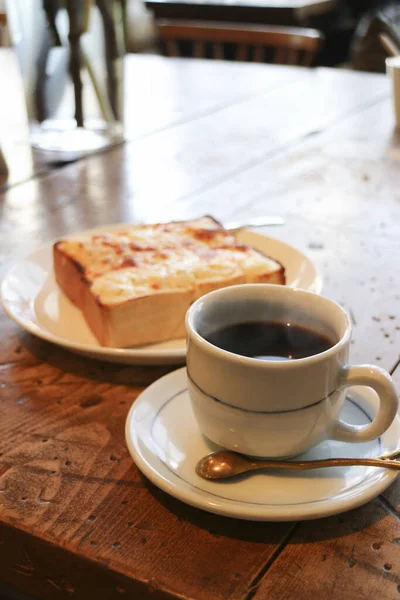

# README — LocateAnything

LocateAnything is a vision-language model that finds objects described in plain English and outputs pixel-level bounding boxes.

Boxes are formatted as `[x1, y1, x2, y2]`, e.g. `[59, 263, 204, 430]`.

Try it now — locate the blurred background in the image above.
[0, 0, 399, 73]
[1, 0, 400, 187]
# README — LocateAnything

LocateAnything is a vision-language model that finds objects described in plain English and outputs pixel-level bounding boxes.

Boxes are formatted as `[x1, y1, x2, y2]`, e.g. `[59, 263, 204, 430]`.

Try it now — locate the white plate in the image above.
[0, 226, 322, 366]
[125, 367, 400, 521]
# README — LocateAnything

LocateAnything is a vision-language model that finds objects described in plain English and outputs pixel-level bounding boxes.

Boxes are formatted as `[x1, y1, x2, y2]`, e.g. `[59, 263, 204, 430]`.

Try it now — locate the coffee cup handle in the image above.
[331, 365, 398, 443]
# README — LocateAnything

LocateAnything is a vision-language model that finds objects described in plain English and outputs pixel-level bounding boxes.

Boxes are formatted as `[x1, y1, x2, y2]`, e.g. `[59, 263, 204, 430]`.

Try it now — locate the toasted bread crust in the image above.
[53, 218, 285, 347]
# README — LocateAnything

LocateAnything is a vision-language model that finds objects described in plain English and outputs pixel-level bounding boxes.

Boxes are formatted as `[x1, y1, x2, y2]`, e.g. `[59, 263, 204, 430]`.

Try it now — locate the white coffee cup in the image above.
[386, 56, 400, 128]
[186, 284, 398, 458]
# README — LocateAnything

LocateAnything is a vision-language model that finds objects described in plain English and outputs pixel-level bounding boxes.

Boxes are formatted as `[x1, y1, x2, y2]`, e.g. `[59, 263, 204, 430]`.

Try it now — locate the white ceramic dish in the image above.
[125, 367, 400, 521]
[0, 226, 322, 366]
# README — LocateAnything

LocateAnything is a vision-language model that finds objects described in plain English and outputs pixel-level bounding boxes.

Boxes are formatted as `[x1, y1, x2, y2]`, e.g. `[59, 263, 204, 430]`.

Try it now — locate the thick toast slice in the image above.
[53, 217, 285, 347]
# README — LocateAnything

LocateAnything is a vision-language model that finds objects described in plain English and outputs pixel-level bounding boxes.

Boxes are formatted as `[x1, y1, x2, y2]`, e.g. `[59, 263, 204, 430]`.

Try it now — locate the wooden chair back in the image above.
[158, 20, 324, 66]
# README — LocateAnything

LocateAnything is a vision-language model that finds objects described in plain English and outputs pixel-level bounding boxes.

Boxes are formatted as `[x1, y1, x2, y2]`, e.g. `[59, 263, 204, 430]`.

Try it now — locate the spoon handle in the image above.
[252, 457, 400, 471]
[225, 216, 285, 231]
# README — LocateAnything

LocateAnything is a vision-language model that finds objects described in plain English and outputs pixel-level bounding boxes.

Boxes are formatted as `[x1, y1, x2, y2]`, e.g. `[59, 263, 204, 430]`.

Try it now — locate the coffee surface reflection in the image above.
[205, 321, 334, 361]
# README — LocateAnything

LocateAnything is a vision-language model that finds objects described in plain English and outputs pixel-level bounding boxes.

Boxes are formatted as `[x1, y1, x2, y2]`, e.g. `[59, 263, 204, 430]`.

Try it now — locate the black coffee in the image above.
[205, 321, 334, 361]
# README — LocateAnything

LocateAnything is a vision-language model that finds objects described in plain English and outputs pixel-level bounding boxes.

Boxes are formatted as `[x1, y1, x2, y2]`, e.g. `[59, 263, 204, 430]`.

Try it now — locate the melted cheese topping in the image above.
[92, 263, 195, 305]
[56, 218, 283, 305]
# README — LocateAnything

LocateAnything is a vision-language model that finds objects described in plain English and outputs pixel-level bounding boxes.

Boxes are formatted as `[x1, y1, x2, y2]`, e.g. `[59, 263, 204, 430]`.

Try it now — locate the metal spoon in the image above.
[196, 450, 400, 480]
[224, 216, 284, 231]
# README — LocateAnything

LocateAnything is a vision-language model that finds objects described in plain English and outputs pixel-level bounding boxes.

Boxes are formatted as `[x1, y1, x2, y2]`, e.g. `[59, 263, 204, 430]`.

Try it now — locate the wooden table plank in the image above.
[392, 363, 400, 390]
[169, 95, 400, 370]
[0, 67, 389, 267]
[0, 318, 295, 600]
[250, 500, 400, 600]
[122, 56, 308, 140]
[0, 52, 307, 190]
[99, 68, 389, 224]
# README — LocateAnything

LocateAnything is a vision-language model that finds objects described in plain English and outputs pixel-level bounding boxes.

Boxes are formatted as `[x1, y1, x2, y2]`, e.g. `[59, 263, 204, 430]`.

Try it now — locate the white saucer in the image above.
[0, 226, 322, 365]
[125, 367, 400, 521]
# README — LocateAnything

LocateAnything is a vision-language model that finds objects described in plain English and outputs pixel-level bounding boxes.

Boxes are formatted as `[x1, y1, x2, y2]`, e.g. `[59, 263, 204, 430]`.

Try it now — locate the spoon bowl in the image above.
[196, 451, 256, 479]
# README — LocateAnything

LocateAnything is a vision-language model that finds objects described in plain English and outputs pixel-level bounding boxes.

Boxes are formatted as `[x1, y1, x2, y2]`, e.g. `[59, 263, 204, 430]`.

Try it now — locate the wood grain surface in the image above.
[0, 56, 399, 599]
[0, 52, 307, 190]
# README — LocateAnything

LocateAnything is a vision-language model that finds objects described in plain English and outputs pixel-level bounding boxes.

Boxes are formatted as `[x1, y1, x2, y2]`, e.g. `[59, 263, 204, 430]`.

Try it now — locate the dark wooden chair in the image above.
[0, 10, 7, 47]
[157, 19, 324, 66]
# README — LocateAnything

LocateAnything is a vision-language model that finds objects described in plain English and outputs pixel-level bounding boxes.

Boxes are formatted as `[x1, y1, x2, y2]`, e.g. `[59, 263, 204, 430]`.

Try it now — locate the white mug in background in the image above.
[186, 285, 399, 458]
[386, 56, 400, 128]
[0, 146, 8, 177]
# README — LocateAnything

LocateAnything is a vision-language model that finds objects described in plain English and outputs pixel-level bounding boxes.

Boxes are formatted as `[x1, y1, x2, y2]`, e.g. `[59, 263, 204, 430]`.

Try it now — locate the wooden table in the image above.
[1, 54, 400, 600]
[145, 0, 337, 27]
